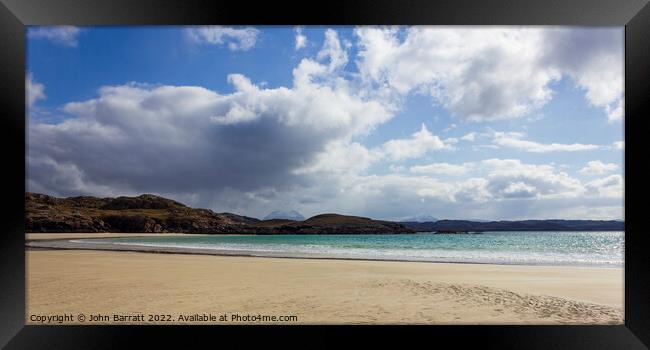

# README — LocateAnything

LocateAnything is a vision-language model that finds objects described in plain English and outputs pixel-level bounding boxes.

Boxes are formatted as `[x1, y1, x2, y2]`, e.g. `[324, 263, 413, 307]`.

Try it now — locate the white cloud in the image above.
[605, 100, 624, 122]
[317, 29, 348, 72]
[460, 132, 476, 141]
[580, 160, 619, 175]
[542, 28, 624, 122]
[187, 26, 260, 51]
[346, 174, 456, 206]
[443, 124, 457, 132]
[314, 157, 612, 208]
[477, 159, 584, 200]
[379, 124, 448, 161]
[354, 27, 623, 122]
[585, 175, 624, 198]
[410, 158, 619, 204]
[355, 27, 559, 121]
[491, 131, 600, 152]
[28, 26, 81, 47]
[294, 27, 307, 50]
[500, 181, 538, 198]
[26, 73, 45, 107]
[295, 123, 451, 176]
[410, 162, 470, 176]
[293, 141, 378, 176]
[613, 141, 624, 150]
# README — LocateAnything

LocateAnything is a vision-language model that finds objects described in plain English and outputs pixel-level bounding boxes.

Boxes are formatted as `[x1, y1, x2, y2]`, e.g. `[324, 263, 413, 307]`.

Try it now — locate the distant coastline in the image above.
[26, 192, 624, 234]
[400, 219, 624, 232]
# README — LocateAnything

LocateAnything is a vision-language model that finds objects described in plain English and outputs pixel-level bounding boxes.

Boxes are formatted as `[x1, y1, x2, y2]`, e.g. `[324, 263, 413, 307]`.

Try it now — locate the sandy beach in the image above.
[26, 235, 624, 325]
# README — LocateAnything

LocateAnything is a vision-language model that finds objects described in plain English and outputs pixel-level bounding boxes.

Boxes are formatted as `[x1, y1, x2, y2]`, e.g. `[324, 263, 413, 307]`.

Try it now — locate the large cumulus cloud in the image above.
[354, 26, 623, 122]
[28, 32, 393, 207]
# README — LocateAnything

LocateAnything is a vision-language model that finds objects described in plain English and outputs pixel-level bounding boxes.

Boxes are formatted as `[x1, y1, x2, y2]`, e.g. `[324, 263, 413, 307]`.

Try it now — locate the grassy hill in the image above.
[249, 214, 413, 234]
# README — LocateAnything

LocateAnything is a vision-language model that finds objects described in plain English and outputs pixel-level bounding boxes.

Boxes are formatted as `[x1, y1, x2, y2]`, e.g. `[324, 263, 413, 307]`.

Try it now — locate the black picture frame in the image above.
[1, 0, 649, 348]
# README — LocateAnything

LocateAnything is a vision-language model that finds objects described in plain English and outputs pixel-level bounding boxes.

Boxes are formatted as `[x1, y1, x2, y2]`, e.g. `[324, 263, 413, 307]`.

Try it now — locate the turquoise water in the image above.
[80, 231, 624, 267]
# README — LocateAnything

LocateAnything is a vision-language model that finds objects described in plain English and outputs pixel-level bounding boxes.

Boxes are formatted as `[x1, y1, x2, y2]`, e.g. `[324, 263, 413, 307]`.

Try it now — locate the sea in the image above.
[77, 231, 624, 267]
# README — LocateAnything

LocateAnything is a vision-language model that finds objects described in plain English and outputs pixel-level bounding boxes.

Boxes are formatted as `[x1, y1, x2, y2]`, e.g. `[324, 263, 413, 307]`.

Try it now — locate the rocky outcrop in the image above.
[26, 192, 257, 233]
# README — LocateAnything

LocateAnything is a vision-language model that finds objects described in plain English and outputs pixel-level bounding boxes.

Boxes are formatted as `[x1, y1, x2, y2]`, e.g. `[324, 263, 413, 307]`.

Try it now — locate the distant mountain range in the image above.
[399, 214, 438, 223]
[264, 210, 305, 221]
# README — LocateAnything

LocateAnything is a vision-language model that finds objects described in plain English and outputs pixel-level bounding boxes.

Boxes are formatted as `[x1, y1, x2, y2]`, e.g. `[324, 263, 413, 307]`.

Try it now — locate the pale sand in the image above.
[26, 249, 624, 325]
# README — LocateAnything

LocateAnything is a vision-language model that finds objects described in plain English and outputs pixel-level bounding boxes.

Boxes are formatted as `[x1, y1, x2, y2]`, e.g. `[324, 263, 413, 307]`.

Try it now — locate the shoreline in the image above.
[26, 233, 623, 269]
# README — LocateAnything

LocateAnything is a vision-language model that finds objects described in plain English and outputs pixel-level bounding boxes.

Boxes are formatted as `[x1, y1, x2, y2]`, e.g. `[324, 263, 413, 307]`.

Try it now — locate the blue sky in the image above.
[26, 26, 624, 220]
